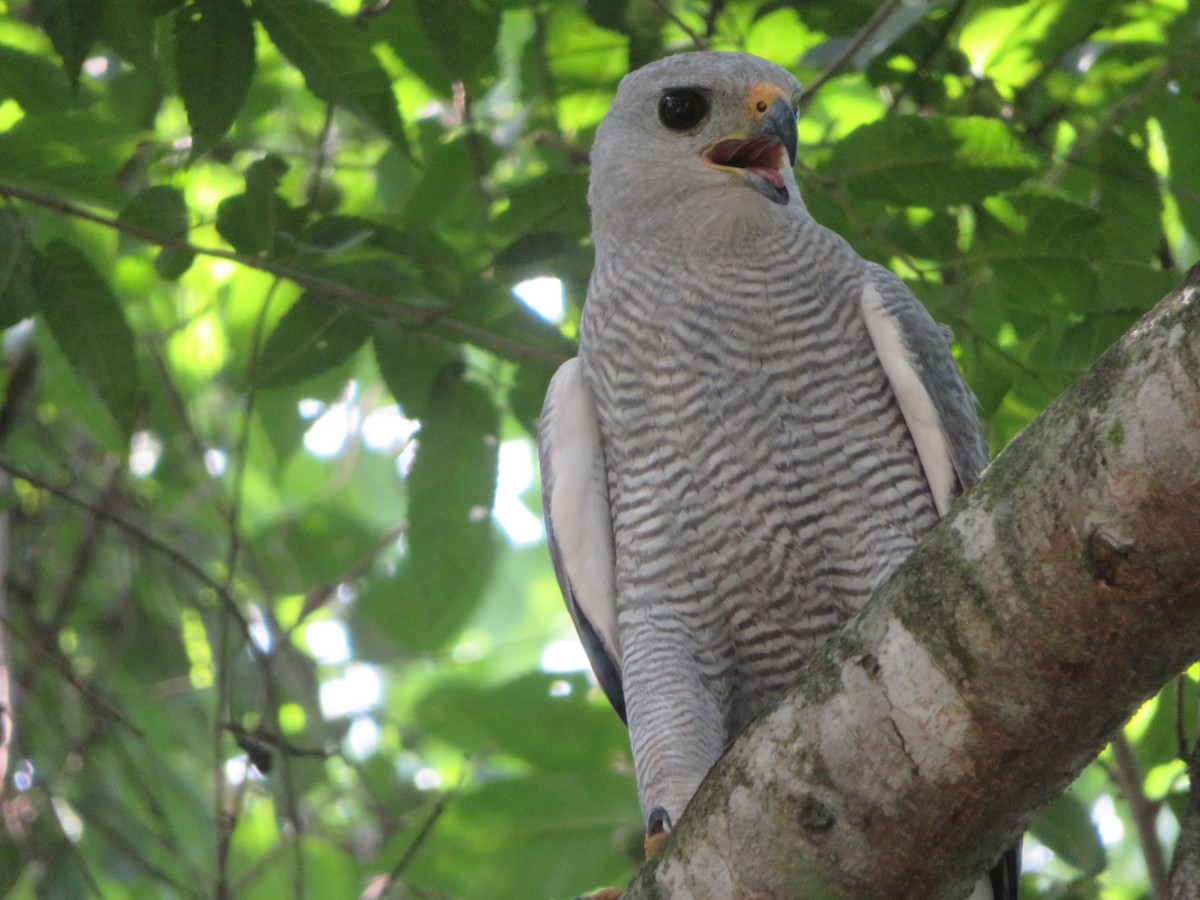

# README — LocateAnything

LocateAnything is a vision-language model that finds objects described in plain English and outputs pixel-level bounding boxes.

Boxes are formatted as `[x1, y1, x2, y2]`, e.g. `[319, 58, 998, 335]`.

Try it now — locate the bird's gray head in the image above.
[588, 52, 804, 249]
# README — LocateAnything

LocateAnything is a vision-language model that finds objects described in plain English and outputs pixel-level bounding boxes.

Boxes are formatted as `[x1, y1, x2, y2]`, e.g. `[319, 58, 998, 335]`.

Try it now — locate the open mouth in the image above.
[706, 135, 788, 204]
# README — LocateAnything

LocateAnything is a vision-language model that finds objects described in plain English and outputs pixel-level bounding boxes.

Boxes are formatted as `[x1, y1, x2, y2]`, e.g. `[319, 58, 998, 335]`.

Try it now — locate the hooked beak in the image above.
[703, 94, 797, 206]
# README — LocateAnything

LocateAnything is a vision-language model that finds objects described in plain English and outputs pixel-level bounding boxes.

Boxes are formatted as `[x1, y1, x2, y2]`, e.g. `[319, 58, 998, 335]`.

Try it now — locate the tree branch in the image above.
[0, 181, 570, 367]
[624, 265, 1200, 898]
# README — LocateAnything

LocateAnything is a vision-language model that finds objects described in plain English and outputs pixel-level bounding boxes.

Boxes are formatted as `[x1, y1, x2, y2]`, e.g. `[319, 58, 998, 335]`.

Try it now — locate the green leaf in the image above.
[117, 186, 195, 279]
[1029, 790, 1107, 876]
[216, 155, 301, 255]
[415, 0, 500, 91]
[174, 0, 257, 160]
[0, 210, 37, 329]
[356, 370, 498, 651]
[493, 173, 590, 240]
[0, 44, 96, 113]
[1062, 132, 1163, 265]
[1134, 676, 1198, 773]
[404, 771, 640, 899]
[416, 672, 628, 771]
[0, 110, 141, 207]
[982, 193, 1105, 311]
[371, 325, 459, 419]
[826, 116, 1038, 206]
[1155, 66, 1200, 245]
[32, 0, 108, 86]
[251, 0, 406, 148]
[99, 0, 156, 68]
[254, 293, 370, 388]
[35, 241, 144, 436]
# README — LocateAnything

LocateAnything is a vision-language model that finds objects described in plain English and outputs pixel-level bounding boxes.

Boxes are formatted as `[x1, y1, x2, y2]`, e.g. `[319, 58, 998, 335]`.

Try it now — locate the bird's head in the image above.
[588, 52, 804, 247]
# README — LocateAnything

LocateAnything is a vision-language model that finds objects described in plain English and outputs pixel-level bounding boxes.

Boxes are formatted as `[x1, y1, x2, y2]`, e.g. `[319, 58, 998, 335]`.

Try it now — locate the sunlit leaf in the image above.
[0, 111, 141, 206]
[826, 116, 1038, 206]
[252, 0, 406, 148]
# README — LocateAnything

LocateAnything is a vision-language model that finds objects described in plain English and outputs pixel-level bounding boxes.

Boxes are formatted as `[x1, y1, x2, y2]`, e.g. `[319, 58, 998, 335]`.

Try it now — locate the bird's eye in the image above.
[658, 90, 709, 131]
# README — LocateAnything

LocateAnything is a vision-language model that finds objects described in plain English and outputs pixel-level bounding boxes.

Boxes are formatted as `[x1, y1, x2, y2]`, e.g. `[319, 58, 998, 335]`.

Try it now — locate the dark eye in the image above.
[658, 90, 709, 131]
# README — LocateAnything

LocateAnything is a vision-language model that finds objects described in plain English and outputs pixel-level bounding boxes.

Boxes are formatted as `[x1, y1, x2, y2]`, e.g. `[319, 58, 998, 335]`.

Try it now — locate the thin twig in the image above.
[703, 0, 725, 39]
[34, 781, 108, 898]
[651, 0, 706, 49]
[382, 765, 471, 892]
[0, 456, 257, 650]
[0, 611, 143, 737]
[0, 182, 571, 367]
[800, 0, 906, 104]
[48, 461, 123, 634]
[305, 104, 338, 214]
[1111, 731, 1171, 900]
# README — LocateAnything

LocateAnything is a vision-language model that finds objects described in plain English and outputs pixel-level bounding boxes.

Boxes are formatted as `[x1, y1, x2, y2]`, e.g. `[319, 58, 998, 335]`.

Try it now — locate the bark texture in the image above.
[623, 266, 1200, 900]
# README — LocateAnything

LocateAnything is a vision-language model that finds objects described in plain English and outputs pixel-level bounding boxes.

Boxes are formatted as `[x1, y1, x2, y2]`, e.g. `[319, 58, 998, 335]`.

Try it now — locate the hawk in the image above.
[538, 51, 1018, 899]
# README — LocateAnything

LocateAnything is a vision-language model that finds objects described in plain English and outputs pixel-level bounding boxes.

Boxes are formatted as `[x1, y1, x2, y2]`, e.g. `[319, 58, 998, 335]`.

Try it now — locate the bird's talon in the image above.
[644, 806, 673, 858]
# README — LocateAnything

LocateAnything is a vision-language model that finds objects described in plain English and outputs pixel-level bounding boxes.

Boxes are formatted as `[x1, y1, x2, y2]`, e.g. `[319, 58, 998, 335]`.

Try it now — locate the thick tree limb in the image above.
[624, 266, 1200, 899]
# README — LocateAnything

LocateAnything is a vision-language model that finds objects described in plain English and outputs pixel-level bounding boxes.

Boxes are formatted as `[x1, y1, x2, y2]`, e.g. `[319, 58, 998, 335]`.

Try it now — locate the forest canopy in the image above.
[0, 0, 1197, 897]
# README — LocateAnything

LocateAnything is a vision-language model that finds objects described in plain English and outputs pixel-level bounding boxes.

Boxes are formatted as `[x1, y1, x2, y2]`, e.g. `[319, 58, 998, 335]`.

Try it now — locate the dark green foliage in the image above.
[174, 0, 257, 161]
[118, 185, 195, 277]
[252, 0, 408, 148]
[34, 240, 144, 436]
[0, 1, 1197, 897]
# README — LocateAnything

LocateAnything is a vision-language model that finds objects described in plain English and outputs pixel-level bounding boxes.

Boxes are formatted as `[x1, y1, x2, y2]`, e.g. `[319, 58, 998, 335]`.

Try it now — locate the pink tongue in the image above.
[751, 167, 784, 189]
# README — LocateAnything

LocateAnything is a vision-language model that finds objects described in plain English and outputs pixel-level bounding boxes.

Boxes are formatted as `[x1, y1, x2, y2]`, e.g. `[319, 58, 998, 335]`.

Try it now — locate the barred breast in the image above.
[580, 216, 938, 755]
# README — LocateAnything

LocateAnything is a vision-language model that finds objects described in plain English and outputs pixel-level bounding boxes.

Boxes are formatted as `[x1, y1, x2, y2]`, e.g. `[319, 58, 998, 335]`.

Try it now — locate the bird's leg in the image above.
[644, 805, 673, 858]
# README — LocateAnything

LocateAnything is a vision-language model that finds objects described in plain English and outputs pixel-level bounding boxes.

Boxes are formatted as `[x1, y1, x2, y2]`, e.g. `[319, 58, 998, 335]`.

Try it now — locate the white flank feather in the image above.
[860, 284, 957, 517]
[543, 359, 621, 665]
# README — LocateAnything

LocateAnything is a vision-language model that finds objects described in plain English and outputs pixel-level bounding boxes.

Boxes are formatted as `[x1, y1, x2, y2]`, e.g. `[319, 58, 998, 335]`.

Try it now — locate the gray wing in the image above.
[859, 262, 990, 511]
[537, 358, 625, 722]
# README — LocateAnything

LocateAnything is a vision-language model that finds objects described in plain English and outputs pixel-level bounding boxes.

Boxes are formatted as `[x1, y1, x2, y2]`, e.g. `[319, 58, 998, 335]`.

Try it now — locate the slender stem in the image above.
[800, 0, 906, 104]
[1111, 731, 1171, 900]
[651, 0, 707, 49]
[0, 611, 143, 736]
[383, 769, 468, 890]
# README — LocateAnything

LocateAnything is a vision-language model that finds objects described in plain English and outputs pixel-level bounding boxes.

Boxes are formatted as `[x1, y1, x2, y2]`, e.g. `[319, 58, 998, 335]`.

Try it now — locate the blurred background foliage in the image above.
[0, 0, 1197, 897]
